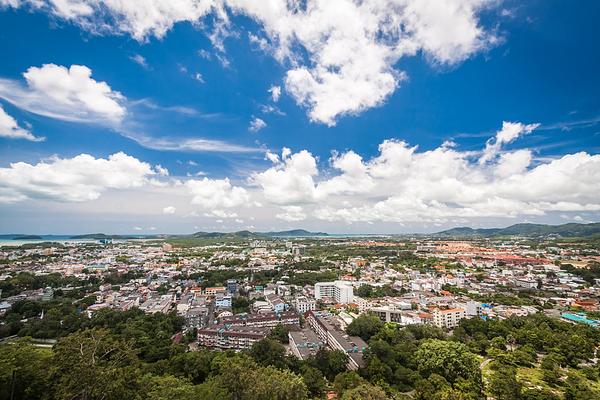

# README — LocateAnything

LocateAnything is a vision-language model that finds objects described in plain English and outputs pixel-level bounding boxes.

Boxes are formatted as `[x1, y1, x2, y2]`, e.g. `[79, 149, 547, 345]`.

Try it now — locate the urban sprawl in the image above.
[1, 234, 600, 399]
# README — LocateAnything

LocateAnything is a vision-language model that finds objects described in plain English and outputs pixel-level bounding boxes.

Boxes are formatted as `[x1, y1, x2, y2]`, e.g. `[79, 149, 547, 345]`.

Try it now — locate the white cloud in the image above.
[574, 215, 583, 222]
[260, 104, 285, 115]
[186, 177, 250, 209]
[162, 205, 176, 214]
[0, 105, 44, 141]
[204, 209, 238, 219]
[121, 132, 262, 153]
[0, 152, 156, 203]
[154, 164, 169, 176]
[252, 148, 318, 204]
[268, 85, 281, 102]
[8, 1, 499, 125]
[249, 121, 600, 224]
[276, 206, 306, 222]
[193, 72, 204, 83]
[0, 64, 126, 123]
[316, 151, 375, 197]
[480, 121, 540, 164]
[248, 116, 266, 132]
[129, 54, 150, 69]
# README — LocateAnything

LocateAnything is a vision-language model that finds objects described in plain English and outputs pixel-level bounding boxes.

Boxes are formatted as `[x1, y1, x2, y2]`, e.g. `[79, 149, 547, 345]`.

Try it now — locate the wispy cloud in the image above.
[129, 54, 151, 70]
[538, 115, 600, 132]
[122, 131, 262, 153]
[130, 98, 220, 118]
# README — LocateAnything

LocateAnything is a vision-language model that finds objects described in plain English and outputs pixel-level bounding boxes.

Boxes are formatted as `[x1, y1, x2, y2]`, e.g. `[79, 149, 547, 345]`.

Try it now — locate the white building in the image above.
[466, 301, 483, 317]
[314, 281, 354, 304]
[432, 308, 466, 330]
[295, 296, 316, 313]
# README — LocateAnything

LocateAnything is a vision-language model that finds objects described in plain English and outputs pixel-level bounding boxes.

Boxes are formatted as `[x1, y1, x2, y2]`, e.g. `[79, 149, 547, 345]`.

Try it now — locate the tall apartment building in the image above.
[314, 281, 354, 304]
[432, 308, 466, 330]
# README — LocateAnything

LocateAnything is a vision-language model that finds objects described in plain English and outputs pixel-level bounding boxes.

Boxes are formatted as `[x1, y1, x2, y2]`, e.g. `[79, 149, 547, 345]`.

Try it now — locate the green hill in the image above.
[435, 222, 600, 238]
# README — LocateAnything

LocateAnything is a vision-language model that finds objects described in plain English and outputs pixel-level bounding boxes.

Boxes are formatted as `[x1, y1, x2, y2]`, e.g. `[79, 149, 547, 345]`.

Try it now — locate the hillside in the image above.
[435, 222, 600, 238]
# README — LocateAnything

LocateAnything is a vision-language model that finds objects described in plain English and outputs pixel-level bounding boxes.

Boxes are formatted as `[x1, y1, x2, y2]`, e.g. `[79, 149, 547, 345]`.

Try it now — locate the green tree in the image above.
[346, 313, 384, 341]
[334, 371, 366, 395]
[49, 328, 139, 400]
[212, 356, 308, 400]
[0, 339, 51, 400]
[341, 383, 389, 400]
[307, 349, 349, 381]
[249, 338, 287, 368]
[488, 365, 522, 400]
[414, 339, 482, 393]
[268, 323, 291, 344]
[564, 373, 600, 400]
[167, 350, 215, 384]
[521, 388, 560, 400]
[301, 366, 326, 397]
[540, 353, 562, 385]
[140, 374, 201, 400]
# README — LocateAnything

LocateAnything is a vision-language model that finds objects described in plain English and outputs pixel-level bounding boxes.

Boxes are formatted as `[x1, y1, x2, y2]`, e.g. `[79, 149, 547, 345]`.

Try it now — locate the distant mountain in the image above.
[12, 235, 43, 240]
[69, 233, 145, 239]
[191, 230, 258, 239]
[261, 229, 328, 237]
[0, 234, 43, 240]
[435, 222, 600, 238]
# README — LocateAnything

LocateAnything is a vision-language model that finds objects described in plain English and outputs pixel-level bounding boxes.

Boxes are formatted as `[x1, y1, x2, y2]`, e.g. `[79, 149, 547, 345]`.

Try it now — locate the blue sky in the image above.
[0, 0, 599, 234]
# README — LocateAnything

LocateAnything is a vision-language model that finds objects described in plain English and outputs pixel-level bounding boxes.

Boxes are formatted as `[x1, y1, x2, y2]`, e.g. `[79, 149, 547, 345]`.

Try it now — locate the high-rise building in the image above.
[314, 281, 354, 304]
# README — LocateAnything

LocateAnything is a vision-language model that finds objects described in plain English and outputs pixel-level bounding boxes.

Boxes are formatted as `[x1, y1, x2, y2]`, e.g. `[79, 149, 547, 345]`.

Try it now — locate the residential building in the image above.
[197, 325, 270, 350]
[305, 311, 367, 370]
[314, 281, 354, 304]
[289, 328, 324, 360]
[294, 296, 316, 313]
[432, 308, 466, 329]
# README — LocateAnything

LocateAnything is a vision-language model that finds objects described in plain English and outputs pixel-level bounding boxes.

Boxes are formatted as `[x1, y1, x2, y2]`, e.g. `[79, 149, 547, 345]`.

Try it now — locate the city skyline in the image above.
[1, 1, 599, 234]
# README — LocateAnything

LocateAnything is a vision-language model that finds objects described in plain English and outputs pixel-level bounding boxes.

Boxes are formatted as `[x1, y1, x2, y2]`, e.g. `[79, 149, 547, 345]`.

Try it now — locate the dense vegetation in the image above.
[2, 308, 600, 399]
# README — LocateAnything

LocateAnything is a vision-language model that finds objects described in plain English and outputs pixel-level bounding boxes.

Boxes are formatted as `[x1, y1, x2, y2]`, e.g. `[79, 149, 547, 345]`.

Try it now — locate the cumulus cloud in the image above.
[480, 121, 540, 164]
[0, 105, 44, 141]
[0, 152, 157, 203]
[5, 1, 499, 125]
[204, 209, 238, 219]
[276, 206, 306, 222]
[186, 177, 250, 209]
[268, 85, 281, 102]
[252, 121, 600, 224]
[252, 148, 318, 204]
[0, 64, 126, 123]
[237, 0, 498, 125]
[162, 205, 176, 214]
[248, 116, 266, 132]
